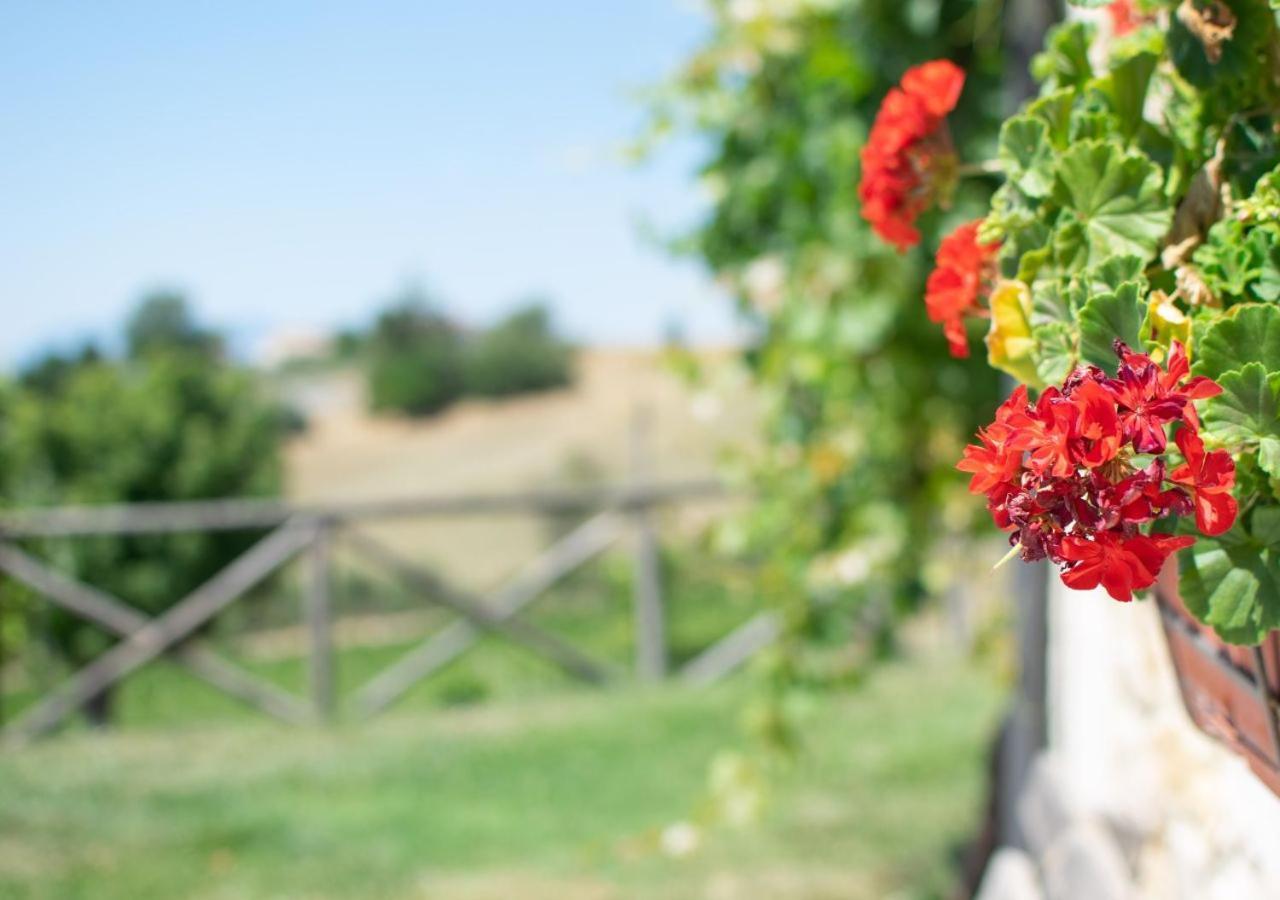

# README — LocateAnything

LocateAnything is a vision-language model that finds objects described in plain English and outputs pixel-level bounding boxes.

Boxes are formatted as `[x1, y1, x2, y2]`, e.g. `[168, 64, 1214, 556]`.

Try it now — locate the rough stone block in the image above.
[1016, 753, 1080, 857]
[975, 848, 1044, 900]
[1040, 821, 1134, 900]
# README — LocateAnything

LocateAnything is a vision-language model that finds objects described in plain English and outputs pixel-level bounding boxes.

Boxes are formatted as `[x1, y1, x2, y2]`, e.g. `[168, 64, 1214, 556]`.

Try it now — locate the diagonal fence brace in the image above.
[5, 521, 317, 744]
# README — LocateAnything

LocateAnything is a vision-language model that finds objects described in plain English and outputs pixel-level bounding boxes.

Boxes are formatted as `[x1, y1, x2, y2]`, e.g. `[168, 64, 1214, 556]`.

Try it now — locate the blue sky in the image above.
[0, 2, 738, 368]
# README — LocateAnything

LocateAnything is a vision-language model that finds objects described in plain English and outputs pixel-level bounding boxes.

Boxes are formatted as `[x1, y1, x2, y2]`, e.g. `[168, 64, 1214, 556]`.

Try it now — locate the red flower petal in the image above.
[900, 60, 965, 118]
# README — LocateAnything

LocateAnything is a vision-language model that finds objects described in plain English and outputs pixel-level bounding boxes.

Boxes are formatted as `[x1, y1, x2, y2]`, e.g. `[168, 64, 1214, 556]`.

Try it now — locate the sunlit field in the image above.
[0, 650, 1001, 900]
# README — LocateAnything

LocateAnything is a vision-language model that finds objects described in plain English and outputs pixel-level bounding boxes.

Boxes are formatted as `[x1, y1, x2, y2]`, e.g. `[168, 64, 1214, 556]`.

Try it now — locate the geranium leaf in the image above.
[998, 116, 1054, 198]
[1199, 362, 1280, 449]
[1032, 321, 1077, 384]
[1026, 88, 1075, 148]
[1098, 52, 1157, 141]
[1078, 281, 1145, 370]
[1051, 140, 1172, 266]
[1252, 506, 1280, 549]
[1260, 436, 1280, 479]
[1192, 304, 1280, 380]
[1086, 255, 1146, 294]
[1239, 164, 1280, 224]
[1032, 22, 1095, 90]
[1178, 533, 1280, 645]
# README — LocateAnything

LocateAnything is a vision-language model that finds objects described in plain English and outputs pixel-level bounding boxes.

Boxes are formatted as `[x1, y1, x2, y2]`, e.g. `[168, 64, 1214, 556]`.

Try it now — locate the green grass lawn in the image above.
[0, 650, 1004, 900]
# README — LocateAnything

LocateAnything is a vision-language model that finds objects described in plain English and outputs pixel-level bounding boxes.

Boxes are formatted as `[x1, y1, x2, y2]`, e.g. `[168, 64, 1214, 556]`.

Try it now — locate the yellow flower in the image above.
[1141, 290, 1191, 363]
[985, 279, 1043, 388]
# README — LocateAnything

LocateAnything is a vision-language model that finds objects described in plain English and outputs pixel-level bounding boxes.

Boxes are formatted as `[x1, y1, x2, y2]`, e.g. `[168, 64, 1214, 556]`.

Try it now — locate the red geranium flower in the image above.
[1108, 341, 1221, 451]
[1170, 427, 1238, 536]
[924, 220, 1000, 358]
[1007, 386, 1076, 478]
[1068, 379, 1124, 469]
[1153, 341, 1222, 429]
[1059, 532, 1195, 602]
[956, 386, 1030, 493]
[859, 60, 965, 251]
[957, 342, 1234, 604]
[1107, 0, 1140, 36]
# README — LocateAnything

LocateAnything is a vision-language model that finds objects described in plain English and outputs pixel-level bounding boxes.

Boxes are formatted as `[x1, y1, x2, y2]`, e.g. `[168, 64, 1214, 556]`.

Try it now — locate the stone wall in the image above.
[976, 578, 1280, 899]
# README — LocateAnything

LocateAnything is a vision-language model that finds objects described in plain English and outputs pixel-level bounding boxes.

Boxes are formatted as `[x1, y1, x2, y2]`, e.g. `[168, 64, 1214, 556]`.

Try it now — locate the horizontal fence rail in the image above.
[0, 479, 728, 538]
[0, 464, 777, 743]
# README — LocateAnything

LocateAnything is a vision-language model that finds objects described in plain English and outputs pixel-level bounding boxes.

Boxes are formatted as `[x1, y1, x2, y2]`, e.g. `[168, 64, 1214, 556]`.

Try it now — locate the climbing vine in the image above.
[862, 1, 1280, 644]
[646, 0, 1009, 726]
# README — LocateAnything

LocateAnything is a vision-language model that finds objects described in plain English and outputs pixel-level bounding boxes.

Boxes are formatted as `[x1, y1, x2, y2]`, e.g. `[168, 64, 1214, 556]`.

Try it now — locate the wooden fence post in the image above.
[0, 591, 5, 730]
[630, 406, 667, 681]
[306, 519, 336, 722]
[993, 0, 1058, 847]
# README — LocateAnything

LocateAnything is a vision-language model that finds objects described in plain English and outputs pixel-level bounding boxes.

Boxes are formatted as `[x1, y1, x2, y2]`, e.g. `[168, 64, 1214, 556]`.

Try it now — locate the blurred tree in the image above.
[125, 291, 221, 360]
[463, 303, 573, 398]
[644, 0, 1007, 729]
[1, 299, 285, 726]
[18, 343, 103, 396]
[366, 290, 466, 416]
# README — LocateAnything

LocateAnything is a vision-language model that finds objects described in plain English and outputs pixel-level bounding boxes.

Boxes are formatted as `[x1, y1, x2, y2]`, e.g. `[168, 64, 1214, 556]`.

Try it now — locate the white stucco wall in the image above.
[1046, 576, 1280, 898]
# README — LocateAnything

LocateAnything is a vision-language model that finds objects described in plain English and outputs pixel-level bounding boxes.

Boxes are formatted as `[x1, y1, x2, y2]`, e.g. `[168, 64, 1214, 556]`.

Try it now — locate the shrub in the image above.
[1, 297, 286, 724]
[366, 298, 466, 416]
[463, 304, 573, 398]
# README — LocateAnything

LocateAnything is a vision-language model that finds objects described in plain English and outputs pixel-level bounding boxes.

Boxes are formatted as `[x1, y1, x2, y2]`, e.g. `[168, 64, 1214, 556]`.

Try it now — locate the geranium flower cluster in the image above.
[858, 60, 965, 252]
[1106, 0, 1151, 36]
[957, 341, 1237, 602]
[925, 220, 1000, 358]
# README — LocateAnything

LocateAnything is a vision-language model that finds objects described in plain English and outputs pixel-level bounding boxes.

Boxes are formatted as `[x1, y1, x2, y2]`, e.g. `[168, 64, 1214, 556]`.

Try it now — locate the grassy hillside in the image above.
[0, 651, 1003, 900]
[281, 349, 759, 590]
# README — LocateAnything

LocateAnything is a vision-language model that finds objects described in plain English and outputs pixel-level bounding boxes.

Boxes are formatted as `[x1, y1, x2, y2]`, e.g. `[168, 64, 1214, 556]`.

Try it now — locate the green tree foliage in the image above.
[124, 291, 221, 360]
[463, 303, 572, 398]
[18, 343, 103, 397]
[363, 292, 573, 416]
[1, 296, 286, 723]
[648, 0, 1006, 676]
[366, 291, 466, 416]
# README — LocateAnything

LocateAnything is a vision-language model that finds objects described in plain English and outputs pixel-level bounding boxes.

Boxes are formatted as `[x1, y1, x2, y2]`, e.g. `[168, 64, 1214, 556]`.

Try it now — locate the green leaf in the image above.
[1078, 281, 1145, 370]
[1199, 364, 1280, 471]
[1051, 141, 1172, 266]
[1086, 255, 1147, 294]
[1030, 275, 1077, 325]
[1190, 219, 1280, 304]
[1248, 227, 1280, 302]
[1252, 506, 1280, 548]
[983, 182, 1038, 247]
[1099, 52, 1157, 141]
[1261, 436, 1280, 478]
[1026, 88, 1075, 148]
[1032, 321, 1077, 384]
[1050, 215, 1090, 273]
[1069, 103, 1121, 144]
[1192, 305, 1280, 380]
[1238, 164, 1280, 224]
[1031, 21, 1095, 90]
[998, 116, 1054, 198]
[1179, 517, 1280, 645]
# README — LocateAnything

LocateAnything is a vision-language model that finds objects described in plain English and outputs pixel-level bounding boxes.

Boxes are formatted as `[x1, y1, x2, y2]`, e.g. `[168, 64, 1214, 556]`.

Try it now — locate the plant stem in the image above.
[956, 159, 1003, 178]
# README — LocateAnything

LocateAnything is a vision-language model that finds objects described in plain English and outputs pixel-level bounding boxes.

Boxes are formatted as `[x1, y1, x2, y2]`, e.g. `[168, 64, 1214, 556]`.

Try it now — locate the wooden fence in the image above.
[0, 468, 779, 744]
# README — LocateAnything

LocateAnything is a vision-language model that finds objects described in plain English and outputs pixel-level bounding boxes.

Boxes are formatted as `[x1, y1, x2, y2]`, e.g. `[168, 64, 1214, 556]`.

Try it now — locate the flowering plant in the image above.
[958, 340, 1232, 601]
[862, 2, 1280, 643]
